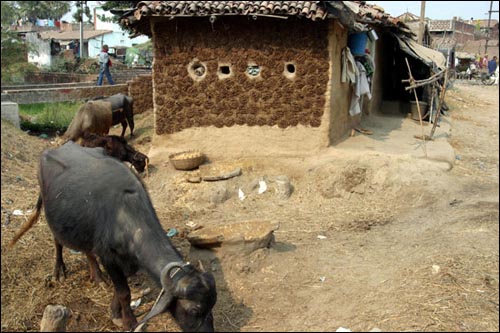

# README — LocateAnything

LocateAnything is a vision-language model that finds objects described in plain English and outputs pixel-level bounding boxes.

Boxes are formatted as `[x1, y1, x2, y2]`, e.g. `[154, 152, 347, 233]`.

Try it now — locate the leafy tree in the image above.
[1, 1, 17, 27]
[16, 1, 71, 21]
[1, 28, 38, 84]
[72, 1, 92, 24]
[100, 1, 139, 11]
[97, 1, 139, 23]
[2, 1, 71, 27]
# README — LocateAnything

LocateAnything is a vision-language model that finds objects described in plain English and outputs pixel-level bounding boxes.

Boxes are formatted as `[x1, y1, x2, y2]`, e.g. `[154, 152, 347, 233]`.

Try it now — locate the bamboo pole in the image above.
[403, 70, 445, 90]
[429, 69, 449, 139]
[405, 58, 427, 157]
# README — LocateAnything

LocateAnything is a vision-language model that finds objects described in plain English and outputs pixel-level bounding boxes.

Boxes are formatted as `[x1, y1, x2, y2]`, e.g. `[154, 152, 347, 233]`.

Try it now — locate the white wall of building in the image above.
[87, 31, 148, 58]
[62, 1, 149, 54]
[25, 32, 53, 68]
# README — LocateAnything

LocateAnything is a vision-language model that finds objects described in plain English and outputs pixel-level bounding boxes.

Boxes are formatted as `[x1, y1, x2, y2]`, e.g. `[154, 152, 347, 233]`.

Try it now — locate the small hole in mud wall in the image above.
[246, 63, 261, 79]
[217, 63, 233, 80]
[188, 60, 207, 81]
[284, 62, 296, 79]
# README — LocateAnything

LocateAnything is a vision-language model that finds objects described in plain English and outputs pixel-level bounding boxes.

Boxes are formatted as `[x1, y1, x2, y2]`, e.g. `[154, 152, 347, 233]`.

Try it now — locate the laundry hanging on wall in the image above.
[349, 61, 372, 116]
[342, 47, 358, 84]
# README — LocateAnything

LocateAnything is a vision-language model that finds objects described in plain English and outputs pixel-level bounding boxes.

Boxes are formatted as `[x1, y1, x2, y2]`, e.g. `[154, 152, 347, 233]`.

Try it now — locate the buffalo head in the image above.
[136, 262, 217, 332]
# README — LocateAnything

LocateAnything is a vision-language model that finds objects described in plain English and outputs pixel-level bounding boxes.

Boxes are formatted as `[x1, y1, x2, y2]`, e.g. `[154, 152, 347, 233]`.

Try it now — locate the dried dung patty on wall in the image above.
[153, 18, 329, 134]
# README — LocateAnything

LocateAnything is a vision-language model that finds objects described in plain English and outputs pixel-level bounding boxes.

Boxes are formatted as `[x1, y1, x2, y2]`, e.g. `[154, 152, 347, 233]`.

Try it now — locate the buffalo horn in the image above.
[134, 288, 170, 329]
[160, 261, 185, 287]
[134, 262, 185, 329]
[198, 260, 206, 272]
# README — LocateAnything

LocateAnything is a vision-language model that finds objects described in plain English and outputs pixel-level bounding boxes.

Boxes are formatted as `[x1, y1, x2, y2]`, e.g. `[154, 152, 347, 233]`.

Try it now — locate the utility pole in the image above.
[78, 1, 85, 59]
[419, 1, 426, 45]
[485, 0, 499, 55]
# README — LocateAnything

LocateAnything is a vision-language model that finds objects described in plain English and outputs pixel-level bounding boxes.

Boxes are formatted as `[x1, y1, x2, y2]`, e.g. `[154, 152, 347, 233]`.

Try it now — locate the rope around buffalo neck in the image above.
[131, 262, 190, 332]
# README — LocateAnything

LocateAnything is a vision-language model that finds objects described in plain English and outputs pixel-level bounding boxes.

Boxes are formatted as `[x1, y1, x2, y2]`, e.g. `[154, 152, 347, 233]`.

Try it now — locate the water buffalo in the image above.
[80, 133, 148, 173]
[10, 141, 217, 331]
[92, 93, 135, 138]
[63, 100, 113, 142]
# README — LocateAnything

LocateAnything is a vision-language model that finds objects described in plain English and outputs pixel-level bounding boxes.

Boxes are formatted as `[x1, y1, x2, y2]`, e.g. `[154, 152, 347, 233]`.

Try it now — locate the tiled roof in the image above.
[113, 1, 358, 37]
[396, 12, 420, 23]
[345, 1, 413, 36]
[112, 1, 412, 37]
[134, 1, 327, 20]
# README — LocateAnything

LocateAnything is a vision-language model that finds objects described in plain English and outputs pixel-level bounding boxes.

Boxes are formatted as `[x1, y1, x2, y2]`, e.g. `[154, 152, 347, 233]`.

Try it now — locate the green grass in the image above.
[19, 101, 83, 135]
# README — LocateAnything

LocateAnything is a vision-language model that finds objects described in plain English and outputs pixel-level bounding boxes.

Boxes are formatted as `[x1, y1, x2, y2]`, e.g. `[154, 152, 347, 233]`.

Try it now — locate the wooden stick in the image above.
[40, 305, 70, 332]
[402, 69, 444, 85]
[430, 68, 449, 139]
[404, 73, 444, 90]
[428, 83, 435, 125]
[405, 58, 427, 157]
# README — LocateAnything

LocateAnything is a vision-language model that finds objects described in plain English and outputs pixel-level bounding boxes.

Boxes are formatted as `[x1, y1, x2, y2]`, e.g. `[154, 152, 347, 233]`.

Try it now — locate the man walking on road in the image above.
[97, 44, 115, 86]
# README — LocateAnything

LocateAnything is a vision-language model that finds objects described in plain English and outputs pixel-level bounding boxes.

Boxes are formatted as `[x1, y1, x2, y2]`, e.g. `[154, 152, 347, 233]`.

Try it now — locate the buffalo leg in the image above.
[102, 261, 137, 330]
[127, 113, 135, 139]
[120, 117, 128, 138]
[86, 253, 107, 285]
[53, 239, 66, 281]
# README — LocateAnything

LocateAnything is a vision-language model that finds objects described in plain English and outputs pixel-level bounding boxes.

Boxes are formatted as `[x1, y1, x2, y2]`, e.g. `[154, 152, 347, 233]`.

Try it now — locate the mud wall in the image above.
[2, 84, 128, 104]
[327, 21, 351, 144]
[152, 17, 330, 135]
[128, 74, 153, 114]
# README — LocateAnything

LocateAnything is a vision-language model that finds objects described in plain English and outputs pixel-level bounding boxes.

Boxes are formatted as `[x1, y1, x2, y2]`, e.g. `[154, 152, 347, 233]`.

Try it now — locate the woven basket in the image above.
[169, 150, 205, 170]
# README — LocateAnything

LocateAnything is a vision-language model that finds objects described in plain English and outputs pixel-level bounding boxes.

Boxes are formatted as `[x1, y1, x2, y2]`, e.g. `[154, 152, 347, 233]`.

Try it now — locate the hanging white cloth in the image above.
[349, 61, 372, 116]
[342, 47, 358, 84]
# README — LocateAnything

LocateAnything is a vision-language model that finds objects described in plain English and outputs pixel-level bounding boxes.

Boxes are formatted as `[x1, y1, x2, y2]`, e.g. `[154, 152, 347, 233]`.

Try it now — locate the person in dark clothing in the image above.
[488, 56, 498, 75]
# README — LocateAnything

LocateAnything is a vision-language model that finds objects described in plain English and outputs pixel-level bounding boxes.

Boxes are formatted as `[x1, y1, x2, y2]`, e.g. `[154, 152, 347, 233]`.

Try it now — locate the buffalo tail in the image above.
[9, 194, 43, 249]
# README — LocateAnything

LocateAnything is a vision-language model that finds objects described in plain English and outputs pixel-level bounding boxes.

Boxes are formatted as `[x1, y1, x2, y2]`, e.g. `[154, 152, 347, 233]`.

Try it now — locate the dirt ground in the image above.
[1, 82, 498, 332]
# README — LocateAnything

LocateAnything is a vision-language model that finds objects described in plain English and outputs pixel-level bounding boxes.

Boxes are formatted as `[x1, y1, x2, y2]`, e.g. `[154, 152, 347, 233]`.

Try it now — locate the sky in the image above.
[367, 1, 499, 21]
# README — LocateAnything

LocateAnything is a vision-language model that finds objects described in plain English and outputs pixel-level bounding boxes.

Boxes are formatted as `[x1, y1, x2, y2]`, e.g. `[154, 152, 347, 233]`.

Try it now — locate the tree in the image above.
[1, 1, 17, 27]
[100, 1, 139, 11]
[97, 1, 139, 23]
[1, 27, 39, 84]
[16, 1, 71, 21]
[72, 1, 92, 24]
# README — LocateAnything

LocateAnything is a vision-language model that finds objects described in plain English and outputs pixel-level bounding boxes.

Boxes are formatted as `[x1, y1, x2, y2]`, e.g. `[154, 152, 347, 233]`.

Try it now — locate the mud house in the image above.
[113, 1, 445, 157]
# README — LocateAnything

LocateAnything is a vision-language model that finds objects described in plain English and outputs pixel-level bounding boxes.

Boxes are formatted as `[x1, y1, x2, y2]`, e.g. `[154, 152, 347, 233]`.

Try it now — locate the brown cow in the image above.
[63, 100, 112, 142]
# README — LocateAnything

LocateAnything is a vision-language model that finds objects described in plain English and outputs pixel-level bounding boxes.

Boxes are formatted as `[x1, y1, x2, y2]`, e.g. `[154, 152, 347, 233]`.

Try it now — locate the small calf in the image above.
[80, 133, 148, 173]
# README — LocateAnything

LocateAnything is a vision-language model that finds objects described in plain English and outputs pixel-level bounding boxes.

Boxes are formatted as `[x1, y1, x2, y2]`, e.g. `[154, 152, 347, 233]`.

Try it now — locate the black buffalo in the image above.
[10, 141, 216, 331]
[92, 93, 135, 138]
[80, 133, 148, 173]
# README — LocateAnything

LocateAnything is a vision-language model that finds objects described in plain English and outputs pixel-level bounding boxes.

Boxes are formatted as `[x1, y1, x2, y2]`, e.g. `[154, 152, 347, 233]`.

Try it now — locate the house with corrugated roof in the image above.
[111, 1, 445, 157]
